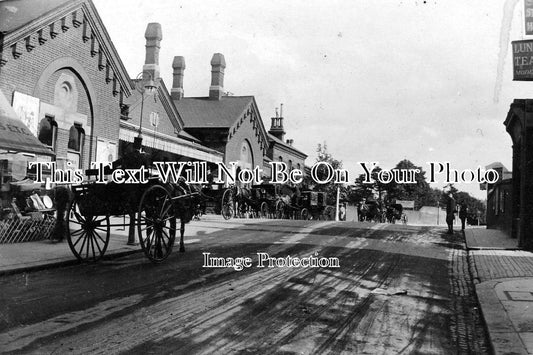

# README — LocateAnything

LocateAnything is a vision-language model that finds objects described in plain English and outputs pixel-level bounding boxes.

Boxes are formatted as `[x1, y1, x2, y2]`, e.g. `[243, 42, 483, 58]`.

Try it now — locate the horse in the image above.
[358, 201, 381, 222]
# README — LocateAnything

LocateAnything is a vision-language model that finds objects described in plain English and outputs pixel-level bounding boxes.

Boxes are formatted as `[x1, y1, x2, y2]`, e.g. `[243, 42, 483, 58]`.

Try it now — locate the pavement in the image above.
[464, 227, 533, 355]
[1, 219, 533, 354]
[0, 214, 237, 275]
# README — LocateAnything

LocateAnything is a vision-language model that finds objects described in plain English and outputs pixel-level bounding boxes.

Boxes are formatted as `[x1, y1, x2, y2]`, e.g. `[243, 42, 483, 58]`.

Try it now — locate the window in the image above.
[38, 115, 57, 150]
[288, 159, 293, 171]
[120, 104, 130, 120]
[67, 124, 85, 168]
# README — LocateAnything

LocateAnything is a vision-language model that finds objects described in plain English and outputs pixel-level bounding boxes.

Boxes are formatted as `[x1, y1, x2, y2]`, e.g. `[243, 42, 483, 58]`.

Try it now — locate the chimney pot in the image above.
[209, 53, 226, 100]
[143, 23, 162, 81]
[171, 56, 186, 100]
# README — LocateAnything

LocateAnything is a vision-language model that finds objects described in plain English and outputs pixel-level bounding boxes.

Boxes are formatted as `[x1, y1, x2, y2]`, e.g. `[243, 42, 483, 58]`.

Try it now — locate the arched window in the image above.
[67, 124, 85, 168]
[278, 156, 283, 162]
[288, 160, 293, 171]
[38, 116, 57, 150]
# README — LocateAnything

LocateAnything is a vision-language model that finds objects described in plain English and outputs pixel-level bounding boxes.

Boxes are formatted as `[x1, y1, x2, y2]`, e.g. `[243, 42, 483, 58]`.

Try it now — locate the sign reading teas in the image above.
[512, 40, 533, 80]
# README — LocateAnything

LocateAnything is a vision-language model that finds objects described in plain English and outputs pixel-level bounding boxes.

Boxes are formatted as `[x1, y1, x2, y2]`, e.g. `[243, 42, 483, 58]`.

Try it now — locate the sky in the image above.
[92, 0, 531, 200]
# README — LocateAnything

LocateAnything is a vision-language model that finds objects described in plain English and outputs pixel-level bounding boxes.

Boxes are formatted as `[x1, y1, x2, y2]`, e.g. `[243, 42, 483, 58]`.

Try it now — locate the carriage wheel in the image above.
[324, 206, 335, 221]
[275, 201, 285, 219]
[66, 198, 110, 262]
[300, 208, 309, 220]
[221, 189, 234, 220]
[138, 185, 176, 263]
[260, 202, 269, 219]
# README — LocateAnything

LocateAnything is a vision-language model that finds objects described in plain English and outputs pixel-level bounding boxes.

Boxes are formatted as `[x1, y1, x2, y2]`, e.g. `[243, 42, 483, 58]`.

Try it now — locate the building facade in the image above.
[171, 53, 270, 176]
[0, 0, 222, 174]
[484, 162, 513, 235]
[0, 0, 131, 170]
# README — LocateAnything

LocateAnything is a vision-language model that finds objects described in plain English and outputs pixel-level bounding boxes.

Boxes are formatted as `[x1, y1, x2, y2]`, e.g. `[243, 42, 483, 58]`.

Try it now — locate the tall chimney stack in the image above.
[269, 106, 285, 141]
[209, 53, 226, 100]
[143, 23, 162, 81]
[171, 56, 185, 100]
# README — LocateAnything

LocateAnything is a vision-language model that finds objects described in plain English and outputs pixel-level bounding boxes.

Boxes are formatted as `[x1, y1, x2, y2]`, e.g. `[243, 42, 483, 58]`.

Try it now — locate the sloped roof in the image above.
[175, 96, 254, 128]
[178, 130, 200, 143]
[0, 0, 72, 33]
[485, 162, 509, 172]
[268, 134, 307, 158]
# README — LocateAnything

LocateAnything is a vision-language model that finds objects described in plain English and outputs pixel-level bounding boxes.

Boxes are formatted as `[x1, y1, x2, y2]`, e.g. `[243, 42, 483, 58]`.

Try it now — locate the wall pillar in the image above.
[511, 143, 521, 239]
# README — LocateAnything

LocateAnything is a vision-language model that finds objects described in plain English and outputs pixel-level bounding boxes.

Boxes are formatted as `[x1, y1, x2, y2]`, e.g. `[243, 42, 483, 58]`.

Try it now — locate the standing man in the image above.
[459, 202, 468, 231]
[446, 192, 456, 235]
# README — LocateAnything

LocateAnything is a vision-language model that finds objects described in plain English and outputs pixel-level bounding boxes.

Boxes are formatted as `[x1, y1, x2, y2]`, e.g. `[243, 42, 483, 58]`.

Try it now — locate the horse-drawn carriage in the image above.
[275, 187, 335, 220]
[66, 162, 198, 263]
[194, 182, 235, 220]
[298, 191, 335, 220]
[223, 183, 284, 219]
[385, 203, 403, 224]
[358, 200, 382, 222]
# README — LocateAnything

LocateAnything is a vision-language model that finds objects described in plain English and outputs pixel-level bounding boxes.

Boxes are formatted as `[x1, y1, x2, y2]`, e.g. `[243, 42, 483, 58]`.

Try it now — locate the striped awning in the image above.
[0, 89, 54, 156]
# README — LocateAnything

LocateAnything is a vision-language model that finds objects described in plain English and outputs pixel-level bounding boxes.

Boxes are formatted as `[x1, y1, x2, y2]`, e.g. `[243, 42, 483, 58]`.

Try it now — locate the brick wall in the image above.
[0, 9, 123, 170]
[225, 111, 264, 170]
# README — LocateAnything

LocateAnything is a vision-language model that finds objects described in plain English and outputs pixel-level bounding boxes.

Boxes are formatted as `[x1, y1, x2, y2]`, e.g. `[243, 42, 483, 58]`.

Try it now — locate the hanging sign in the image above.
[526, 0, 533, 35]
[512, 40, 533, 80]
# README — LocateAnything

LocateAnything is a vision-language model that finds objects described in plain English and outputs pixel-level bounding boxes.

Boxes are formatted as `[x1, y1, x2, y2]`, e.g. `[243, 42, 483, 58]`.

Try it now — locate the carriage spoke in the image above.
[159, 196, 171, 217]
[89, 231, 97, 261]
[162, 224, 176, 234]
[93, 229, 107, 245]
[75, 237, 86, 255]
[73, 210, 86, 224]
[139, 215, 155, 225]
[93, 233, 103, 255]
[70, 228, 84, 237]
[161, 228, 174, 246]
[139, 224, 154, 233]
[145, 227, 155, 249]
[72, 230, 87, 248]
[161, 215, 174, 223]
[85, 231, 90, 259]
[159, 231, 169, 250]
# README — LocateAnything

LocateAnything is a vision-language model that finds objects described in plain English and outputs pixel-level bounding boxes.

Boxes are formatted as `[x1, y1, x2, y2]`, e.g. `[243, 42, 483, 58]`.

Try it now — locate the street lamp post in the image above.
[127, 71, 157, 246]
[133, 71, 157, 148]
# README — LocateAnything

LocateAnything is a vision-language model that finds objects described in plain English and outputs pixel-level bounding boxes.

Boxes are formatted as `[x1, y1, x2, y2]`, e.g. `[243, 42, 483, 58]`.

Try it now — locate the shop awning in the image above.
[0, 89, 54, 156]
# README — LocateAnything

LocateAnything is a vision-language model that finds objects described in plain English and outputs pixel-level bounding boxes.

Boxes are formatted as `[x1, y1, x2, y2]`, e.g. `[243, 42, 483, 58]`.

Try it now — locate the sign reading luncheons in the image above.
[512, 40, 533, 80]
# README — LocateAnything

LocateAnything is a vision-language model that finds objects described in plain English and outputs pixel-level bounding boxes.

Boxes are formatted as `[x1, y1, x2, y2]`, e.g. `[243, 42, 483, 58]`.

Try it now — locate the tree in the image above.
[307, 142, 347, 204]
[377, 159, 436, 209]
[351, 165, 388, 206]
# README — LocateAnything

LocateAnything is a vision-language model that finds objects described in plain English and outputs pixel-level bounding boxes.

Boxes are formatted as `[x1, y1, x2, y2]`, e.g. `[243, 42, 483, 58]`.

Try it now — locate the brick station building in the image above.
[170, 54, 307, 180]
[0, 0, 306, 185]
[0, 0, 222, 174]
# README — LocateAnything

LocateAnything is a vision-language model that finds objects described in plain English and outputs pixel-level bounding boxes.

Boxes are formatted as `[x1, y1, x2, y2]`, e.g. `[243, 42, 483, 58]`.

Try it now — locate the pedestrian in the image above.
[339, 203, 346, 221]
[459, 202, 467, 231]
[445, 191, 456, 235]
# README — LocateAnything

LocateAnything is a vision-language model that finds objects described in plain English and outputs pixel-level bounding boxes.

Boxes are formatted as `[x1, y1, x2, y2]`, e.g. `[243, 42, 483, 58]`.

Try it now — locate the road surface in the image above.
[0, 218, 489, 354]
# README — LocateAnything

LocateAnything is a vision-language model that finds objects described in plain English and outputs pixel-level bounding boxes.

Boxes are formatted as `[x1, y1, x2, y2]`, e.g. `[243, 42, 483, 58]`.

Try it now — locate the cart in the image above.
[299, 191, 334, 220]
[66, 175, 198, 263]
[194, 182, 235, 220]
